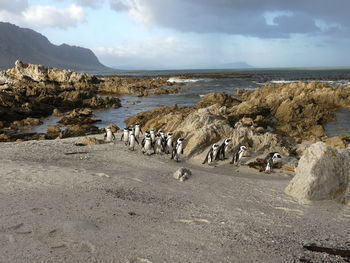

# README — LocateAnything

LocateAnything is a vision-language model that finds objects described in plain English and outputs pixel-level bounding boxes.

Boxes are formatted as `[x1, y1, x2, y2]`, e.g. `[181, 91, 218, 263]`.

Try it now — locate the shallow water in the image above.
[28, 72, 350, 136]
[324, 109, 350, 137]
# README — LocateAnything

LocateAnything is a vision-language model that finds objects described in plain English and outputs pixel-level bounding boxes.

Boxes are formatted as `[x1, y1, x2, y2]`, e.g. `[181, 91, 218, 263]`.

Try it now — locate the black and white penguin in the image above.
[154, 134, 164, 154]
[104, 127, 115, 142]
[264, 152, 282, 162]
[217, 138, 232, 160]
[264, 158, 274, 174]
[165, 132, 174, 154]
[150, 129, 156, 143]
[134, 124, 142, 138]
[128, 129, 139, 151]
[264, 152, 282, 173]
[202, 143, 220, 165]
[141, 134, 154, 155]
[120, 128, 130, 146]
[230, 145, 247, 166]
[171, 138, 184, 162]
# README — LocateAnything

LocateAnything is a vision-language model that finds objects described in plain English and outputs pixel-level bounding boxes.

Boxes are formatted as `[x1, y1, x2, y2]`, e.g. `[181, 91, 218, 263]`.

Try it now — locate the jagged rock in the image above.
[98, 76, 178, 96]
[173, 168, 192, 181]
[47, 126, 61, 135]
[285, 142, 350, 204]
[52, 108, 63, 117]
[128, 103, 294, 159]
[325, 136, 347, 149]
[10, 117, 42, 130]
[231, 82, 350, 141]
[59, 108, 96, 125]
[11, 60, 95, 83]
[106, 124, 119, 133]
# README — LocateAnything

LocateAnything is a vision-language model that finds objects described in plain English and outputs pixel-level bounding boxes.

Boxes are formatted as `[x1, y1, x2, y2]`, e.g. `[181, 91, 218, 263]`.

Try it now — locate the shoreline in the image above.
[0, 135, 349, 262]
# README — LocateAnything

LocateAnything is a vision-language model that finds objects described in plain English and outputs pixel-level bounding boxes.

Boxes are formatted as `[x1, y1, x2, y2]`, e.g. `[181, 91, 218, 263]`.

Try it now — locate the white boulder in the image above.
[285, 142, 350, 204]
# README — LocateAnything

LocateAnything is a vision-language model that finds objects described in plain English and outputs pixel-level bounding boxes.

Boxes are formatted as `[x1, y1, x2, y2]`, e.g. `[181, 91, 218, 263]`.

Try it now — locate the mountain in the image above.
[0, 22, 110, 73]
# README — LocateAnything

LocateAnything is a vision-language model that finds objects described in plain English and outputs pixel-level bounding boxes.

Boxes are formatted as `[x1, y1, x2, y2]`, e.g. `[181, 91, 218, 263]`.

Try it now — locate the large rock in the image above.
[128, 103, 294, 159]
[231, 82, 350, 141]
[285, 142, 350, 204]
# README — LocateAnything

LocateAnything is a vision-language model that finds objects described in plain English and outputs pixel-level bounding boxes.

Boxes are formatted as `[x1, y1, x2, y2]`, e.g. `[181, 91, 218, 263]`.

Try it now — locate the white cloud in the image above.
[22, 4, 85, 29]
[0, 3, 86, 29]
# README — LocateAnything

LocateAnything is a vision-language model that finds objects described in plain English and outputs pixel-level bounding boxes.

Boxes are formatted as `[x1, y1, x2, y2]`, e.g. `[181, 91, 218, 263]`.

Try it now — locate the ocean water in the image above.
[31, 68, 350, 136]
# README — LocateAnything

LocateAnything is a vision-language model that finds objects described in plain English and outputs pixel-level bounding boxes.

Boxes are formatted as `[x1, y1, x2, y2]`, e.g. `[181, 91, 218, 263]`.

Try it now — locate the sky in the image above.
[0, 0, 349, 69]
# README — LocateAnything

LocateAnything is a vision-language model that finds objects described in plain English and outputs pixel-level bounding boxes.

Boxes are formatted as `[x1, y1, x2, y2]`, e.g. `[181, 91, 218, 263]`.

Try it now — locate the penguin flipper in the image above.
[135, 138, 139, 145]
[120, 134, 124, 141]
[202, 151, 210, 164]
[112, 133, 116, 140]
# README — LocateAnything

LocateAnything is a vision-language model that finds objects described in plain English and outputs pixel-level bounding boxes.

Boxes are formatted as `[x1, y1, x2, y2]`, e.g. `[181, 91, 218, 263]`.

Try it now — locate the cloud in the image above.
[93, 36, 211, 69]
[22, 5, 85, 29]
[0, 0, 28, 13]
[0, 2, 86, 29]
[109, 0, 349, 38]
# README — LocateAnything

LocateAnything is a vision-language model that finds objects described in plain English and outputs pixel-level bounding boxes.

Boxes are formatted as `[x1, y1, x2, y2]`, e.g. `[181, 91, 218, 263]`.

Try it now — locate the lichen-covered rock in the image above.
[325, 136, 347, 149]
[285, 142, 350, 204]
[128, 103, 294, 159]
[231, 82, 350, 141]
[98, 76, 179, 96]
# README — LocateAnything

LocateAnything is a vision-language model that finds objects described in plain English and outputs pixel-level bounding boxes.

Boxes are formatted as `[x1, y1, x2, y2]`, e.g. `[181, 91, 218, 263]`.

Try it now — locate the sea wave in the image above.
[168, 77, 202, 83]
[270, 80, 297, 84]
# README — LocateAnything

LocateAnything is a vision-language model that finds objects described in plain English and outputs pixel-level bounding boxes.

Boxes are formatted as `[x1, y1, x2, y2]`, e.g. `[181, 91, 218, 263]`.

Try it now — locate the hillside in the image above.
[0, 22, 110, 72]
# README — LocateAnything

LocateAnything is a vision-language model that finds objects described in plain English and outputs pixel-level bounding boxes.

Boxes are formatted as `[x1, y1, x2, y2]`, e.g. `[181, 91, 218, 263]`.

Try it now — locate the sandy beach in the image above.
[0, 136, 349, 263]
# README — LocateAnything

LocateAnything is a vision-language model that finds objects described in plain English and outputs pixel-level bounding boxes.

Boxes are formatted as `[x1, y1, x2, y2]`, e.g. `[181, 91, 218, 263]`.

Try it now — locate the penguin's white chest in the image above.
[144, 140, 152, 150]
[106, 131, 113, 141]
[238, 151, 244, 160]
[177, 144, 183, 155]
[123, 132, 129, 141]
[135, 127, 140, 136]
[129, 136, 135, 146]
[265, 162, 272, 173]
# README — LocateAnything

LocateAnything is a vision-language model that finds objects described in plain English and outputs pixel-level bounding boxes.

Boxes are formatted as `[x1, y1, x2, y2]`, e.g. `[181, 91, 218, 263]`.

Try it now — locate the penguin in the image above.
[171, 138, 184, 162]
[202, 143, 220, 165]
[128, 129, 139, 151]
[264, 152, 282, 173]
[165, 132, 174, 154]
[264, 158, 274, 174]
[230, 145, 247, 166]
[104, 127, 115, 142]
[158, 129, 167, 152]
[141, 134, 154, 155]
[120, 128, 130, 146]
[217, 138, 232, 160]
[150, 130, 156, 143]
[264, 152, 282, 162]
[154, 134, 164, 154]
[134, 124, 142, 138]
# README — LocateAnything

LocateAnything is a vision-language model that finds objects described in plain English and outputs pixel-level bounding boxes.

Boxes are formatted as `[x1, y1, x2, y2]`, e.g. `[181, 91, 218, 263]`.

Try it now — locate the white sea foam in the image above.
[270, 80, 297, 84]
[168, 77, 201, 83]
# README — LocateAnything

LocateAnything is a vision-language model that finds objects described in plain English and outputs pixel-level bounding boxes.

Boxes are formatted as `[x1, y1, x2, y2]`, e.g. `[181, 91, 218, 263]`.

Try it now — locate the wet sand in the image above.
[0, 136, 349, 262]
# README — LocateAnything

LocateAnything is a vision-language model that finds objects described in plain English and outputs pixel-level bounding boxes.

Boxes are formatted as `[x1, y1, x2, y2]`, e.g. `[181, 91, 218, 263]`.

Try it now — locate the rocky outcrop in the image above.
[126, 100, 294, 158]
[98, 76, 180, 97]
[230, 82, 350, 142]
[285, 142, 350, 204]
[0, 62, 122, 141]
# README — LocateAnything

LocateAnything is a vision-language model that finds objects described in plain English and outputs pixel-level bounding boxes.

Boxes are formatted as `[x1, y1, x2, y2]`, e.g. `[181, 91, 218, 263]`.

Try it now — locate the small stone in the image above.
[173, 167, 192, 181]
